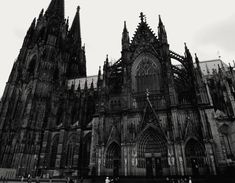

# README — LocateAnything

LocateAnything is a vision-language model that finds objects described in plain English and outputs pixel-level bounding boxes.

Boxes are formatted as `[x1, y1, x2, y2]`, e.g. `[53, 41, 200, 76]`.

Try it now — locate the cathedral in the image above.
[0, 0, 234, 178]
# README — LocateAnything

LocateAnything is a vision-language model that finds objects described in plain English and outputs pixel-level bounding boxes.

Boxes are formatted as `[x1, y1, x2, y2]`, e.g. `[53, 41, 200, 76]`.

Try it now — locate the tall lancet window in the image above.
[135, 56, 161, 93]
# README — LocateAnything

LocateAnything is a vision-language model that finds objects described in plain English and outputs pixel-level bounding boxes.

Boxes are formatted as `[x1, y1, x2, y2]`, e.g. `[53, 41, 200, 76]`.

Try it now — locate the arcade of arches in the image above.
[96, 124, 210, 177]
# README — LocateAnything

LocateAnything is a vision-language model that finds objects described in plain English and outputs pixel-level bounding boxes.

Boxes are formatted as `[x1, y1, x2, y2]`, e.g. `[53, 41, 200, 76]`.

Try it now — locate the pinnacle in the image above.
[70, 5, 81, 44]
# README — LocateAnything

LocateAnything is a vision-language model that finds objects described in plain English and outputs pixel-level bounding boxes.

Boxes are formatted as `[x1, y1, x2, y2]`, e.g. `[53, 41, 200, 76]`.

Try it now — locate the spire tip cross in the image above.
[140, 12, 144, 22]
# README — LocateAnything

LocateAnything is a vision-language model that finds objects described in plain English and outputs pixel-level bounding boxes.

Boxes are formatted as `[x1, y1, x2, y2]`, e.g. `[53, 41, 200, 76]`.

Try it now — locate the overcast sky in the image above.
[0, 0, 235, 97]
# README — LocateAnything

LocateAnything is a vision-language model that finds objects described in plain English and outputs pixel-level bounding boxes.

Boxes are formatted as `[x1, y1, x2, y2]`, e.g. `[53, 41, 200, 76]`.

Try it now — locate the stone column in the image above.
[168, 143, 176, 175]
[175, 142, 185, 175]
[89, 117, 99, 174]
[205, 142, 217, 175]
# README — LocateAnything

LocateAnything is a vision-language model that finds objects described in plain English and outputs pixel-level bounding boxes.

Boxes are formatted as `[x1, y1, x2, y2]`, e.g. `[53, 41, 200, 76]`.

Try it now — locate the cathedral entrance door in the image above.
[191, 158, 199, 176]
[154, 157, 162, 177]
[113, 159, 120, 177]
[185, 139, 205, 176]
[146, 157, 153, 177]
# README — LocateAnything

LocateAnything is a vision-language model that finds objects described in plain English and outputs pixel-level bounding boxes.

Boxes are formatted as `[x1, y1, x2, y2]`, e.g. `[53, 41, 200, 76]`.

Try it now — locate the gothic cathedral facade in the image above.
[89, 14, 218, 176]
[0, 0, 234, 178]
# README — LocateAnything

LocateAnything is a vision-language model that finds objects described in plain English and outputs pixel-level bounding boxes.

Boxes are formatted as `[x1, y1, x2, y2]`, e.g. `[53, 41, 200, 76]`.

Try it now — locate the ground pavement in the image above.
[1, 176, 235, 183]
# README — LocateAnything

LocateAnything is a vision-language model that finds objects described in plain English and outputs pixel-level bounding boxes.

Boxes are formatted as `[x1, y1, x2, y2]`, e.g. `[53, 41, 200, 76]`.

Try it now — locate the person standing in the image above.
[21, 176, 24, 182]
[27, 174, 31, 183]
[188, 177, 192, 183]
[105, 177, 110, 183]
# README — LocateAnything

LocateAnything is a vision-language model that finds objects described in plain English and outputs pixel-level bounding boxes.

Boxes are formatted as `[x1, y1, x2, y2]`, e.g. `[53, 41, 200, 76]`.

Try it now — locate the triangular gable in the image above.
[131, 21, 157, 47]
[106, 125, 120, 146]
[140, 93, 167, 140]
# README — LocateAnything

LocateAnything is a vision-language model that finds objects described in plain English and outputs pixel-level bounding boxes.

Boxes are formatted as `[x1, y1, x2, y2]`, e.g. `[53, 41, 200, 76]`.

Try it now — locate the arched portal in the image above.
[106, 142, 121, 176]
[185, 138, 205, 175]
[137, 127, 167, 177]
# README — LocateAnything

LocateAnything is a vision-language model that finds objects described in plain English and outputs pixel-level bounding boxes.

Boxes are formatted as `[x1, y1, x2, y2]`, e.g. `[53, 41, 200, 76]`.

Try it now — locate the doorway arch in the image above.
[137, 127, 167, 177]
[185, 138, 205, 175]
[106, 142, 121, 176]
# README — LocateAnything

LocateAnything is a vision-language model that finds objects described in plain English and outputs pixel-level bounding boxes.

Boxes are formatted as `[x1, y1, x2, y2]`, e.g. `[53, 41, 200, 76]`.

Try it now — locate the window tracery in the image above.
[135, 56, 160, 92]
[136, 58, 157, 76]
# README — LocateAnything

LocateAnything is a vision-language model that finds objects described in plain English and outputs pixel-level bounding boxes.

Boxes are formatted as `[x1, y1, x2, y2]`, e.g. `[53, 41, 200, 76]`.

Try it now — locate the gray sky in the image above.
[0, 0, 235, 97]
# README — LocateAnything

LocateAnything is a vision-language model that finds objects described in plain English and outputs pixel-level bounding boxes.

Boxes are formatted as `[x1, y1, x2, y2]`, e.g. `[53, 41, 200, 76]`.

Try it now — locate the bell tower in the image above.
[0, 0, 87, 175]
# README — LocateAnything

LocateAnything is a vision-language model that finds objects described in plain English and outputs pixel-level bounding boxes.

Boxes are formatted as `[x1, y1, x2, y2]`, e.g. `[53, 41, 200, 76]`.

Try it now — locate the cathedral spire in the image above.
[96, 66, 102, 89]
[84, 79, 88, 91]
[158, 15, 167, 44]
[45, 0, 64, 20]
[29, 18, 36, 32]
[70, 6, 81, 46]
[25, 18, 36, 40]
[77, 81, 81, 91]
[184, 43, 192, 60]
[195, 53, 202, 77]
[195, 53, 200, 69]
[38, 9, 44, 20]
[206, 64, 210, 75]
[184, 43, 195, 78]
[123, 21, 128, 32]
[90, 79, 94, 91]
[122, 21, 130, 50]
[98, 66, 101, 80]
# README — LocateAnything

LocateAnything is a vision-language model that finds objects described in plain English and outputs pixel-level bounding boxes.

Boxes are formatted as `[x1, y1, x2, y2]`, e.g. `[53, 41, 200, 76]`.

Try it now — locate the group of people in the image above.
[105, 176, 119, 183]
[20, 174, 43, 183]
[20, 174, 33, 183]
[16, 175, 193, 183]
[67, 176, 84, 183]
[105, 176, 191, 183]
[166, 176, 192, 183]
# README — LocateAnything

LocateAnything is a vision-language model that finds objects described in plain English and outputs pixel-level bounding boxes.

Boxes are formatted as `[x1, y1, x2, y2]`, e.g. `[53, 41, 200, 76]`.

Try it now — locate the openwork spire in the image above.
[45, 0, 65, 20]
[158, 15, 167, 43]
[122, 21, 130, 50]
[70, 6, 81, 44]
[195, 53, 200, 69]
[123, 21, 128, 32]
[195, 53, 202, 77]
[184, 42, 192, 60]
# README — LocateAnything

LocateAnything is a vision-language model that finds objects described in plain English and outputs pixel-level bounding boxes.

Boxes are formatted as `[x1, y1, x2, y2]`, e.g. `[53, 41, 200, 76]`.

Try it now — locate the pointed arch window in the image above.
[65, 141, 74, 168]
[135, 56, 161, 93]
[105, 142, 121, 169]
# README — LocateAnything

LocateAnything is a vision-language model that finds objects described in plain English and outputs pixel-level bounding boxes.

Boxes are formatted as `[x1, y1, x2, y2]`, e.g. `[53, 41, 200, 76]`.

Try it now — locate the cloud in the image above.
[195, 14, 235, 53]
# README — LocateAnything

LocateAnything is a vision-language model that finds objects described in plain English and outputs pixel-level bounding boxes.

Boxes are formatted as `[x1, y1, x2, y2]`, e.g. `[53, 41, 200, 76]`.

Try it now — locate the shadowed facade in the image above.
[0, 0, 235, 178]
